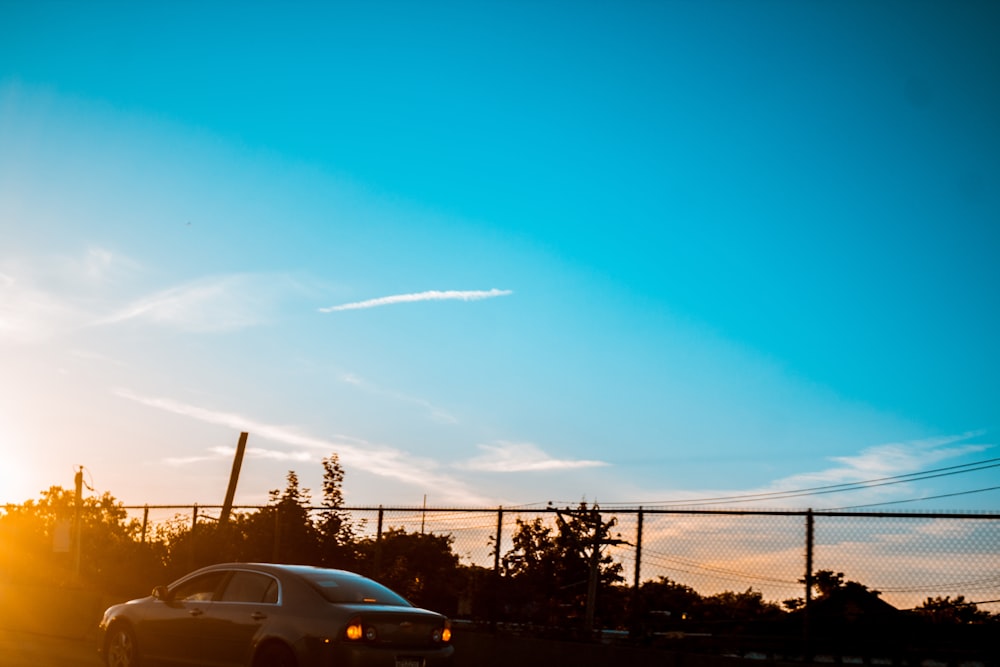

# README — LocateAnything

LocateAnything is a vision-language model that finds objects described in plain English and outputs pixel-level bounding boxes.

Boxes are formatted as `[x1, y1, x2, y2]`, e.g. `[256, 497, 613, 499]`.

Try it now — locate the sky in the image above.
[1, 1, 998, 511]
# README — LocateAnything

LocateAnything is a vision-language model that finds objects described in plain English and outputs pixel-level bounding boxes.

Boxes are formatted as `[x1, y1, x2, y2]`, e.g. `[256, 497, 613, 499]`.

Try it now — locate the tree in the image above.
[357, 528, 460, 614]
[633, 576, 703, 633]
[501, 503, 625, 628]
[317, 454, 357, 568]
[263, 470, 322, 564]
[0, 486, 161, 596]
[914, 595, 995, 624]
[700, 588, 783, 623]
[783, 569, 883, 611]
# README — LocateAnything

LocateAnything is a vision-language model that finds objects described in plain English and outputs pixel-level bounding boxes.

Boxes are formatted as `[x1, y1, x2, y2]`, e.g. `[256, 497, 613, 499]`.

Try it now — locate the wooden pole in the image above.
[220, 432, 249, 525]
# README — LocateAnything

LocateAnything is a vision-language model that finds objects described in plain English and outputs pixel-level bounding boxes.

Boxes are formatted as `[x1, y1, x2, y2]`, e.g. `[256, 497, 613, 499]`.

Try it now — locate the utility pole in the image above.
[73, 466, 83, 581]
[72, 466, 92, 581]
[219, 432, 249, 525]
[555, 505, 628, 633]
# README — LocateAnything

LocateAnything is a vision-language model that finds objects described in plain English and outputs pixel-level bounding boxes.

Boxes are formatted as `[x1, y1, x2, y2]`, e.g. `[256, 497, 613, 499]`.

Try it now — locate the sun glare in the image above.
[0, 427, 30, 505]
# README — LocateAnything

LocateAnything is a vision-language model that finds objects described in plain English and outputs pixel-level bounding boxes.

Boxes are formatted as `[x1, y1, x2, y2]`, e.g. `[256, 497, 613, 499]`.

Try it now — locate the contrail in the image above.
[319, 288, 512, 312]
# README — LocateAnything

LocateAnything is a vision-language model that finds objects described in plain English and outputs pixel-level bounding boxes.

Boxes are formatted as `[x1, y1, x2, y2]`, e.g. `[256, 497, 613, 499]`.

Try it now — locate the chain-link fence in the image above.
[123, 504, 1000, 617]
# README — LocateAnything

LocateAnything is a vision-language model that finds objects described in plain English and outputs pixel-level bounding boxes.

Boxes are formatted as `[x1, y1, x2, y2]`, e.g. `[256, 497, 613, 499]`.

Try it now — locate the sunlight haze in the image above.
[1, 1, 998, 512]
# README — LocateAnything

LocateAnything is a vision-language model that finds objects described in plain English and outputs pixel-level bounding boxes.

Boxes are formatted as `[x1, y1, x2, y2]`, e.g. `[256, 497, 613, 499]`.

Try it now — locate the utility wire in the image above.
[604, 457, 1000, 508]
[828, 484, 1000, 510]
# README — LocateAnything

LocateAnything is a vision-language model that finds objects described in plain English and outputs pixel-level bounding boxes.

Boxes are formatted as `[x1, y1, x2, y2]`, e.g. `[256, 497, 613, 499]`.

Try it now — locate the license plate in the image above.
[396, 658, 423, 667]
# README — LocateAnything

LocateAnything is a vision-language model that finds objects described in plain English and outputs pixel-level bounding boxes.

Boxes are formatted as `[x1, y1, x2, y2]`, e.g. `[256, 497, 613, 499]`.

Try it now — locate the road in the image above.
[0, 631, 103, 667]
[0, 628, 703, 667]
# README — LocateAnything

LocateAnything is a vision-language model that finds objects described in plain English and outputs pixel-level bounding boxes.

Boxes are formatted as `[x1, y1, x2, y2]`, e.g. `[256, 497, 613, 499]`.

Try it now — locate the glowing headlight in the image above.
[346, 618, 377, 642]
[432, 622, 452, 643]
[345, 621, 364, 641]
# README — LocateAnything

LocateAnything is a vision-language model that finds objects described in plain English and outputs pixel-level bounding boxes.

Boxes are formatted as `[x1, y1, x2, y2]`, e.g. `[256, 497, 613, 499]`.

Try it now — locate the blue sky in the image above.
[1, 1, 998, 509]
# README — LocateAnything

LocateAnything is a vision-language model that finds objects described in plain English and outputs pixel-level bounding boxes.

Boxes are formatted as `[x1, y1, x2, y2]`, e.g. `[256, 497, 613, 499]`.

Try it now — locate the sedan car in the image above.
[98, 562, 454, 667]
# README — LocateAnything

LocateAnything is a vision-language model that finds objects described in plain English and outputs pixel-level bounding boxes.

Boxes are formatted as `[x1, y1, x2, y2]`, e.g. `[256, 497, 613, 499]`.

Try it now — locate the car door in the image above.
[138, 570, 229, 665]
[208, 570, 282, 666]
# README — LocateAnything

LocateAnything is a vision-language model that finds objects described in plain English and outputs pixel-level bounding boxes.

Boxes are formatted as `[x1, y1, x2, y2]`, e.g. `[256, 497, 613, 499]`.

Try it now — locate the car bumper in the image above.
[316, 641, 454, 667]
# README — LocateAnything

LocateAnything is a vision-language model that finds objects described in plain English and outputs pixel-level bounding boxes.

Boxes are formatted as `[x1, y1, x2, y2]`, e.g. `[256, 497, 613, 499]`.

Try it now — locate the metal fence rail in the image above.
[122, 504, 1000, 614]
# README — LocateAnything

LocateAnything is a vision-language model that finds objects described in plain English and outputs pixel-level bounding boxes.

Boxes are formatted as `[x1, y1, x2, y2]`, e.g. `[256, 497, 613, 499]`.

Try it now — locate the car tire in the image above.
[252, 642, 297, 667]
[105, 624, 141, 667]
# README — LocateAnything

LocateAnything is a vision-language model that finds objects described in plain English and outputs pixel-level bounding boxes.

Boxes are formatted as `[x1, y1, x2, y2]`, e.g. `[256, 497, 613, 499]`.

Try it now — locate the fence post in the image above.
[189, 504, 199, 570]
[272, 507, 281, 562]
[633, 507, 644, 591]
[586, 507, 604, 633]
[141, 505, 149, 544]
[374, 505, 384, 578]
[804, 508, 814, 655]
[630, 507, 644, 637]
[492, 506, 504, 630]
[493, 506, 504, 574]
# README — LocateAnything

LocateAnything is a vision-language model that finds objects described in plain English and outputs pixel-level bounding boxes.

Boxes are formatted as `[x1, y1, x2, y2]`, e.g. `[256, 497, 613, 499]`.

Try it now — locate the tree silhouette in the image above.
[501, 503, 624, 628]
[317, 453, 358, 569]
[0, 486, 162, 596]
[783, 569, 883, 611]
[915, 595, 996, 624]
[261, 470, 322, 564]
[357, 528, 460, 614]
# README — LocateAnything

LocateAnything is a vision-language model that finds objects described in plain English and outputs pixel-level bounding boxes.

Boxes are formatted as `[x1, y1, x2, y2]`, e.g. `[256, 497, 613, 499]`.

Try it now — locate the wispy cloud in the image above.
[0, 250, 290, 340]
[339, 372, 458, 424]
[319, 288, 512, 313]
[635, 432, 994, 509]
[781, 432, 991, 488]
[164, 447, 313, 467]
[79, 246, 140, 282]
[163, 454, 220, 466]
[0, 271, 82, 343]
[759, 432, 994, 509]
[210, 446, 313, 463]
[456, 442, 610, 473]
[0, 248, 119, 343]
[96, 274, 280, 332]
[116, 388, 490, 504]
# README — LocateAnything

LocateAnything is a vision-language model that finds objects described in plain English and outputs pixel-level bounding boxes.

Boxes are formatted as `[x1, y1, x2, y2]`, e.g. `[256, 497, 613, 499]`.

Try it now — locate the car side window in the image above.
[220, 571, 279, 604]
[170, 571, 228, 602]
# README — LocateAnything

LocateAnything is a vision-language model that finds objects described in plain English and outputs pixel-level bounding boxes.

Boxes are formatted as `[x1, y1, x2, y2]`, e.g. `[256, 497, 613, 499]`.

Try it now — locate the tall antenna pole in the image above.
[220, 432, 248, 525]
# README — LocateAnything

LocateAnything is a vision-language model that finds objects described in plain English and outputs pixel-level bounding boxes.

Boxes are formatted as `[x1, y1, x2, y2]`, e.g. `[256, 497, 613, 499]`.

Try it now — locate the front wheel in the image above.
[105, 624, 140, 667]
[252, 642, 297, 667]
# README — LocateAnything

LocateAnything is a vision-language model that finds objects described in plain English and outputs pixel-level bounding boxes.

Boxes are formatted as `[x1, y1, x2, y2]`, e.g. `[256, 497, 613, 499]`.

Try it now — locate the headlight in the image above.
[432, 621, 452, 643]
[345, 618, 377, 642]
[345, 620, 364, 641]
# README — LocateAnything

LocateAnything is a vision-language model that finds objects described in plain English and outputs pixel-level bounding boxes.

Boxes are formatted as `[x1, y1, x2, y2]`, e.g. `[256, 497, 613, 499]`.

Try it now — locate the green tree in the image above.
[0, 486, 162, 596]
[358, 528, 460, 614]
[259, 470, 322, 564]
[317, 454, 357, 568]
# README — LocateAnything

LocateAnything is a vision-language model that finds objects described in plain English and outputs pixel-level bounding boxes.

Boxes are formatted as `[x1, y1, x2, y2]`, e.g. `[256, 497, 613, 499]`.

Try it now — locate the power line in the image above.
[604, 457, 1000, 508]
[829, 485, 1000, 510]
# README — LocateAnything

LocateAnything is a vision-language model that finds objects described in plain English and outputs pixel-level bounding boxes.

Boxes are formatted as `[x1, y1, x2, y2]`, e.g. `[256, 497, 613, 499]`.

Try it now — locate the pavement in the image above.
[0, 630, 103, 667]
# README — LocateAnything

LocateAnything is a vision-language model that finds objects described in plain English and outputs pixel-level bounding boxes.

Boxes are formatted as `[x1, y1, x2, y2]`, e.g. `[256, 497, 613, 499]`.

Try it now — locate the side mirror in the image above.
[152, 585, 172, 601]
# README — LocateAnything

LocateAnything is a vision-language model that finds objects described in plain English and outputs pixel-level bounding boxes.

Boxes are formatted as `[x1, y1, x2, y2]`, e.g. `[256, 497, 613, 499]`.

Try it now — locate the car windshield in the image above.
[301, 570, 411, 606]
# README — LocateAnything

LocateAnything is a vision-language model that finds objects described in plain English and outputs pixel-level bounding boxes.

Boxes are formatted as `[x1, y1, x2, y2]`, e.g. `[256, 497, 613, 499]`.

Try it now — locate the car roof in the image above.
[190, 562, 364, 579]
